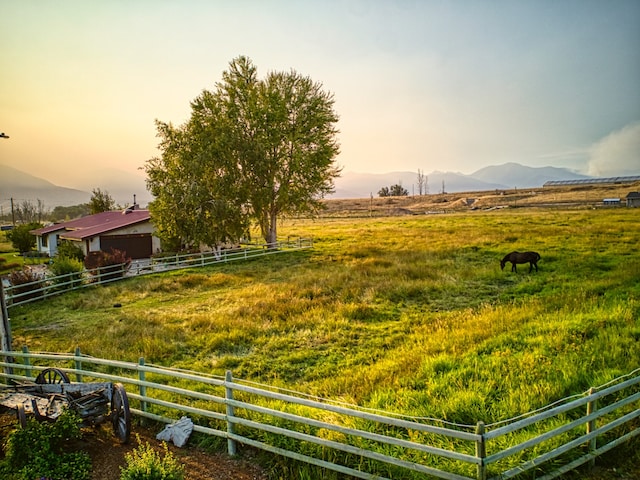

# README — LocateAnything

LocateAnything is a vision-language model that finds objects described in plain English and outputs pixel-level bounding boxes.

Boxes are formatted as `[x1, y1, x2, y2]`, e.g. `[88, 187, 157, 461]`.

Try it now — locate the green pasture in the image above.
[5, 208, 640, 477]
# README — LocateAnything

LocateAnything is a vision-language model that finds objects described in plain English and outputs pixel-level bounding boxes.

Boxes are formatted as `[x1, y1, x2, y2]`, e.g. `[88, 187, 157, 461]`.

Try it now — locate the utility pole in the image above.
[10, 198, 15, 226]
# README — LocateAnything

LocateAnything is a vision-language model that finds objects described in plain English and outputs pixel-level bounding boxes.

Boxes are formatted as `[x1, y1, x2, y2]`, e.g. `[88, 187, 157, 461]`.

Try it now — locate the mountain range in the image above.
[0, 164, 151, 209]
[330, 163, 591, 198]
[1, 162, 592, 208]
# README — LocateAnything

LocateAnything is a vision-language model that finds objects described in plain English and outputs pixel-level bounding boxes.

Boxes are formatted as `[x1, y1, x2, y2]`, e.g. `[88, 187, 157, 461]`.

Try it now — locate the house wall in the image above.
[100, 222, 155, 237]
[36, 231, 63, 257]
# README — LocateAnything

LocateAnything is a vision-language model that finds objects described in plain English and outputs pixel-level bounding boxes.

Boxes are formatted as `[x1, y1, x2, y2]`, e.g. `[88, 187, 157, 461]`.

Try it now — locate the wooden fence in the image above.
[1, 349, 637, 480]
[2, 238, 313, 309]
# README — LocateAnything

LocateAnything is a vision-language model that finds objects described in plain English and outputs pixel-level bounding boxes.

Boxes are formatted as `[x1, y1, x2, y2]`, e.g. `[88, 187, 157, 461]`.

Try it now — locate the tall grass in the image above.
[7, 209, 639, 475]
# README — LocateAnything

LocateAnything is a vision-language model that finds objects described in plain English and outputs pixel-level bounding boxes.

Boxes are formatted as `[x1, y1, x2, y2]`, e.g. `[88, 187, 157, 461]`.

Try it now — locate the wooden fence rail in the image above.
[0, 349, 637, 480]
[3, 238, 313, 309]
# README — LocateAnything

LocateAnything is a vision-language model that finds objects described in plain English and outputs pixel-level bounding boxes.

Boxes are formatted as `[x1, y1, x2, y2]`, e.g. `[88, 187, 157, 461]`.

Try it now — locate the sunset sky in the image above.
[1, 0, 639, 191]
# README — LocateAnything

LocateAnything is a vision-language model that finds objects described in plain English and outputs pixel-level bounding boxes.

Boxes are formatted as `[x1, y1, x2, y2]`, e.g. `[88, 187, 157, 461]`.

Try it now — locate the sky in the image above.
[1, 0, 639, 192]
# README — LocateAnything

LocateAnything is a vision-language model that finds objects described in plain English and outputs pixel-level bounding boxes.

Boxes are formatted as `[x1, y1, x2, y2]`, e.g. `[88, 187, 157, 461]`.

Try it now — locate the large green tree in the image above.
[145, 56, 340, 249]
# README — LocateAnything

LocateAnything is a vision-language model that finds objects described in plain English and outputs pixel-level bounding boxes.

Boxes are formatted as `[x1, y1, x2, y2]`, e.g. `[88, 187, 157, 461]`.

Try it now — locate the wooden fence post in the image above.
[139, 357, 147, 413]
[587, 387, 598, 468]
[74, 347, 83, 382]
[225, 370, 237, 456]
[476, 421, 487, 480]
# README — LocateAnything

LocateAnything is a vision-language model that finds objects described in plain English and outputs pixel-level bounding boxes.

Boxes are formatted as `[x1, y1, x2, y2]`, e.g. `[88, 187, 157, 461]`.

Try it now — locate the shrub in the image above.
[85, 248, 131, 282]
[5, 222, 42, 254]
[49, 256, 84, 287]
[56, 240, 85, 262]
[120, 436, 184, 480]
[7, 267, 45, 301]
[2, 409, 91, 480]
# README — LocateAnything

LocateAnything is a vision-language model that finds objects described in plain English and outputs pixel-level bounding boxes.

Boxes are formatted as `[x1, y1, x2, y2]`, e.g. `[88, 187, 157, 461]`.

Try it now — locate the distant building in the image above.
[544, 175, 640, 187]
[602, 198, 621, 206]
[626, 192, 640, 207]
[30, 208, 160, 259]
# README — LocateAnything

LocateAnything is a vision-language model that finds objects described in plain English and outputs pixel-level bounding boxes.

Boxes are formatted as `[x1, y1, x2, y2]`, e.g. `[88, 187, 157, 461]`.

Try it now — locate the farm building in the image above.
[30, 208, 161, 259]
[626, 192, 640, 207]
[543, 175, 640, 187]
[602, 198, 621, 206]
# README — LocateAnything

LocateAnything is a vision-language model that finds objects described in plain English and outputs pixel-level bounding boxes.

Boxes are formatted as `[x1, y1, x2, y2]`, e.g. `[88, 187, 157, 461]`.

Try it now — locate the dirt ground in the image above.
[0, 412, 268, 480]
[84, 423, 268, 480]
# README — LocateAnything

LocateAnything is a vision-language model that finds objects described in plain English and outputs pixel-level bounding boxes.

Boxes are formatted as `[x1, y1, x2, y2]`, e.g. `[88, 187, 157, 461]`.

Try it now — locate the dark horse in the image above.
[500, 251, 541, 273]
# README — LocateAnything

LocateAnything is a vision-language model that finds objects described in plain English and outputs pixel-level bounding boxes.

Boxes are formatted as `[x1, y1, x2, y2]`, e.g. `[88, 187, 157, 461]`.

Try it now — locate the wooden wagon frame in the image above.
[0, 368, 131, 443]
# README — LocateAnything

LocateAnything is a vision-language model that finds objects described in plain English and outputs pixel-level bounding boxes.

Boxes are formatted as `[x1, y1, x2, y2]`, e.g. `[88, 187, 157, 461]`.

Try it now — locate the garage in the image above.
[100, 234, 152, 259]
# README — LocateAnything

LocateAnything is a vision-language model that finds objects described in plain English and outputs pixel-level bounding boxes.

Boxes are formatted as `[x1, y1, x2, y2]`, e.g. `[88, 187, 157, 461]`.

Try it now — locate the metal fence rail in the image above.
[3, 238, 313, 308]
[0, 349, 637, 480]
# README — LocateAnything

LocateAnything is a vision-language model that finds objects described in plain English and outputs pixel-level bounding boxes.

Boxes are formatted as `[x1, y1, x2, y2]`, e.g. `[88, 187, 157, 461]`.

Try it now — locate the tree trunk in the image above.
[265, 210, 278, 249]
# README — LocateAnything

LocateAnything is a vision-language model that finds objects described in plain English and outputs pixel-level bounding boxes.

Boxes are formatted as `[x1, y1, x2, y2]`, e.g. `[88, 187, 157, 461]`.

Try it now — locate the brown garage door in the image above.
[100, 234, 152, 259]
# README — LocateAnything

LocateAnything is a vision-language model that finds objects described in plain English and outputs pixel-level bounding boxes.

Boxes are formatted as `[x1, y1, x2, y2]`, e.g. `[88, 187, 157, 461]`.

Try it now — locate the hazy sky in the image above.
[1, 0, 639, 190]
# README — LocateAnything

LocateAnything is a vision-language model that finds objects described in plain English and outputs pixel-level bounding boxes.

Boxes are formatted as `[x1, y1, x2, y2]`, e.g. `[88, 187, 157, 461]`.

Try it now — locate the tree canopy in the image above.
[378, 184, 409, 197]
[145, 56, 340, 250]
[89, 188, 116, 214]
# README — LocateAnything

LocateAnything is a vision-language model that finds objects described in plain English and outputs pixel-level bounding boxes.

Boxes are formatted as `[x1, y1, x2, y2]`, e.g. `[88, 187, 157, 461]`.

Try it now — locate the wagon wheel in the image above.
[35, 368, 70, 384]
[16, 404, 27, 428]
[111, 383, 131, 443]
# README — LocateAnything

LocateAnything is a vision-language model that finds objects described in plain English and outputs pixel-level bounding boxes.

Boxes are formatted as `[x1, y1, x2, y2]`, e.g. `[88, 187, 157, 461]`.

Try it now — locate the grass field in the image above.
[4, 207, 640, 477]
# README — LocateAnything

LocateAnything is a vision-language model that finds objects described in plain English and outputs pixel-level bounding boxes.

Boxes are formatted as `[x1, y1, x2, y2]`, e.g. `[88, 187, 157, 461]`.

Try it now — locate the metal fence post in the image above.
[139, 357, 147, 413]
[587, 387, 598, 468]
[22, 345, 32, 378]
[0, 282, 13, 359]
[476, 421, 487, 480]
[74, 347, 83, 382]
[225, 370, 237, 456]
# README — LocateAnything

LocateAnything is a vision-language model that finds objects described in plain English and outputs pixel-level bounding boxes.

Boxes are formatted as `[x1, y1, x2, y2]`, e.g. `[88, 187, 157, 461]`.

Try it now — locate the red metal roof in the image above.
[31, 210, 151, 240]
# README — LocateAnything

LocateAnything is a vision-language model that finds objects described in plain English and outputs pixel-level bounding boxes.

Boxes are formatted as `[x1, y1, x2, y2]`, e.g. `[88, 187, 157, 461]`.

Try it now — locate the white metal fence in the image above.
[1, 349, 637, 480]
[3, 238, 313, 309]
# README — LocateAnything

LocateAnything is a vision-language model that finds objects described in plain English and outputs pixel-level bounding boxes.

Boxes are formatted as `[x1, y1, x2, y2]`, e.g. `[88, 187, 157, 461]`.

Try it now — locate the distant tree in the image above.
[14, 199, 48, 223]
[89, 188, 116, 214]
[417, 169, 426, 195]
[378, 183, 409, 197]
[50, 204, 90, 222]
[6, 222, 42, 253]
[390, 184, 409, 196]
[378, 184, 408, 197]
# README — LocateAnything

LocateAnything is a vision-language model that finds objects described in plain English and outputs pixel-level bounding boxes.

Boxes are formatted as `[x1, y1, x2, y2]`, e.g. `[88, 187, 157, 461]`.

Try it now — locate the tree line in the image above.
[377, 169, 430, 197]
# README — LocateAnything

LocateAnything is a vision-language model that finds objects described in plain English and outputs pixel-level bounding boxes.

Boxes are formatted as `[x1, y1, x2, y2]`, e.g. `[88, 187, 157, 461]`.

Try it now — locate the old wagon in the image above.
[0, 368, 131, 443]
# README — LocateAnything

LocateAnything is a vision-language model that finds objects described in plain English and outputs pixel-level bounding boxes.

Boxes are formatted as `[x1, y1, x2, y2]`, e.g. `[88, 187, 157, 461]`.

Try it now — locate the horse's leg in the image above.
[512, 263, 517, 272]
[529, 262, 533, 273]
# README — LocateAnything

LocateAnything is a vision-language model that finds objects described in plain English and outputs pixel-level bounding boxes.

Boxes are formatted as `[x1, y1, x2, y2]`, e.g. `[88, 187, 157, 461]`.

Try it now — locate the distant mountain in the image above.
[330, 163, 593, 199]
[0, 164, 152, 209]
[470, 162, 591, 188]
[0, 164, 90, 207]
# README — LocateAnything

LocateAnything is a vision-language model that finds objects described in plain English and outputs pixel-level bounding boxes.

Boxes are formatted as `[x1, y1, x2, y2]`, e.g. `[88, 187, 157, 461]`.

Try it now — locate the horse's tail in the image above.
[534, 252, 541, 261]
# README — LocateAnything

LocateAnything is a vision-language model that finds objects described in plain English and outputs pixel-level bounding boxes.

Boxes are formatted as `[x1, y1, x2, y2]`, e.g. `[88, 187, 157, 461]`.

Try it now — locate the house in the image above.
[626, 192, 640, 207]
[30, 208, 161, 259]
